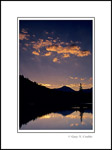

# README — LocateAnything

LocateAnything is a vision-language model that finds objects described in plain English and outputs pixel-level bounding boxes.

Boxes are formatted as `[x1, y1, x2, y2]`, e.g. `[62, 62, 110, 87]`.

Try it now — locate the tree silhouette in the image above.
[79, 83, 82, 91]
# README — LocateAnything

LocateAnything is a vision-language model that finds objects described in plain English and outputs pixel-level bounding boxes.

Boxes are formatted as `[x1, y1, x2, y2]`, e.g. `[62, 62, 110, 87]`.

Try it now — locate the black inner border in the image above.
[17, 17, 95, 133]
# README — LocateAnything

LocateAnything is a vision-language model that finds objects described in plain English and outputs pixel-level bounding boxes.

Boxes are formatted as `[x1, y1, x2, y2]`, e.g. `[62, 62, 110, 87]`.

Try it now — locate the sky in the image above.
[19, 20, 93, 91]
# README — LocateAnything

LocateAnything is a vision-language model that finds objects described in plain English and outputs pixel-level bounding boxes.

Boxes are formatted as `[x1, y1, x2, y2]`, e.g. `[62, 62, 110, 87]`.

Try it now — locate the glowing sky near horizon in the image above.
[19, 20, 93, 91]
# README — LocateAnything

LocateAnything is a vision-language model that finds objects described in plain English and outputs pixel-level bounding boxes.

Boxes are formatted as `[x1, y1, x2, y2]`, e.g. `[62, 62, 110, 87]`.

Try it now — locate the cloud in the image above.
[20, 29, 30, 40]
[81, 121, 86, 125]
[46, 45, 91, 57]
[30, 38, 90, 62]
[60, 42, 64, 45]
[32, 51, 39, 56]
[19, 33, 30, 40]
[40, 115, 51, 119]
[53, 40, 57, 43]
[69, 76, 74, 79]
[43, 52, 52, 56]
[77, 51, 91, 57]
[65, 42, 69, 45]
[69, 76, 78, 80]
[53, 57, 60, 63]
[32, 39, 52, 50]
[24, 43, 31, 47]
[80, 78, 85, 81]
[70, 123, 74, 127]
[31, 41, 35, 44]
[21, 29, 28, 34]
[69, 76, 86, 80]
[62, 54, 70, 58]
[75, 123, 79, 126]
[83, 113, 92, 119]
[45, 31, 49, 34]
[66, 113, 80, 119]
[48, 37, 53, 40]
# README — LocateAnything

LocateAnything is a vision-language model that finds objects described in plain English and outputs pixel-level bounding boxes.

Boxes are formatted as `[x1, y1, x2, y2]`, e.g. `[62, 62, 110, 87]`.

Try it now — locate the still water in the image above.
[20, 107, 93, 130]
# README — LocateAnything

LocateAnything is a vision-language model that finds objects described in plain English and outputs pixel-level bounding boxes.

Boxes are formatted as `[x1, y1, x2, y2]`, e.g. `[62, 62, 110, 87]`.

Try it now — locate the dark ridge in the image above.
[54, 86, 75, 93]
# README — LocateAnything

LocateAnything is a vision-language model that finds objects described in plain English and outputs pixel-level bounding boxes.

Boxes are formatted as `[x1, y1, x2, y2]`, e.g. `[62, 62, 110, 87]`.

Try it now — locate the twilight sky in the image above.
[19, 20, 93, 91]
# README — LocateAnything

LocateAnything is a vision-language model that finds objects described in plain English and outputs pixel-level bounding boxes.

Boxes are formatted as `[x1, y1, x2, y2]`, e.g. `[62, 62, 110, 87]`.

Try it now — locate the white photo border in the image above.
[1, 1, 111, 149]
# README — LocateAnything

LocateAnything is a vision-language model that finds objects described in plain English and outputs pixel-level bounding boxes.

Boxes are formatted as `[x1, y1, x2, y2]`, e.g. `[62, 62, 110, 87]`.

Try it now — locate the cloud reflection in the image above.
[21, 110, 93, 130]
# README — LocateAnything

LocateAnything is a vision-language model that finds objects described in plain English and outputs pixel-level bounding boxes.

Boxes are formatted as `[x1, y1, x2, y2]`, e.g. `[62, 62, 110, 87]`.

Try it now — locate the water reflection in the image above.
[21, 108, 93, 130]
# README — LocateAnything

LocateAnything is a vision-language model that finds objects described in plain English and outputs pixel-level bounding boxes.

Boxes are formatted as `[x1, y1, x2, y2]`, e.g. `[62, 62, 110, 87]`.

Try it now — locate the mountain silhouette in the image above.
[82, 88, 92, 93]
[55, 86, 75, 92]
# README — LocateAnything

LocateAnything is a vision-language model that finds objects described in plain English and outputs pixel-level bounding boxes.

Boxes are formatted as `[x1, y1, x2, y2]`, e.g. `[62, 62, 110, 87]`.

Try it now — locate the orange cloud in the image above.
[40, 115, 51, 119]
[62, 53, 70, 58]
[70, 77, 86, 80]
[66, 112, 80, 119]
[81, 121, 86, 125]
[53, 40, 57, 43]
[67, 115, 80, 119]
[60, 42, 64, 45]
[77, 51, 91, 57]
[43, 52, 52, 56]
[80, 78, 85, 81]
[32, 51, 39, 56]
[53, 57, 60, 63]
[48, 37, 53, 40]
[69, 76, 74, 79]
[39, 113, 63, 119]
[70, 123, 74, 127]
[31, 38, 90, 59]
[19, 33, 30, 40]
[32, 39, 52, 50]
[83, 113, 93, 119]
[69, 76, 78, 80]
[21, 29, 28, 34]
[75, 123, 79, 126]
[46, 45, 91, 57]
